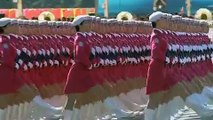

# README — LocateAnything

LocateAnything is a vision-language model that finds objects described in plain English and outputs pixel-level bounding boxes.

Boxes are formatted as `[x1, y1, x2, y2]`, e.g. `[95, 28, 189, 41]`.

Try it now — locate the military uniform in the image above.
[146, 28, 168, 94]
[0, 35, 20, 108]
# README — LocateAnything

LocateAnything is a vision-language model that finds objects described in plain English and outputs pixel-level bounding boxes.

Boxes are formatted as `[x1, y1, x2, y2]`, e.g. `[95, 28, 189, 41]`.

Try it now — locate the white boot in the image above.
[23, 102, 31, 119]
[17, 103, 24, 120]
[118, 93, 141, 111]
[95, 101, 111, 119]
[5, 106, 12, 120]
[86, 103, 96, 119]
[144, 108, 157, 120]
[0, 108, 6, 120]
[155, 103, 170, 120]
[78, 104, 89, 120]
[186, 93, 213, 118]
[140, 88, 149, 104]
[126, 89, 144, 106]
[70, 108, 80, 120]
[63, 110, 73, 120]
[31, 96, 64, 119]
[202, 86, 213, 99]
[44, 95, 68, 108]
[103, 96, 131, 118]
[166, 96, 185, 118]
[93, 101, 103, 119]
[11, 105, 19, 120]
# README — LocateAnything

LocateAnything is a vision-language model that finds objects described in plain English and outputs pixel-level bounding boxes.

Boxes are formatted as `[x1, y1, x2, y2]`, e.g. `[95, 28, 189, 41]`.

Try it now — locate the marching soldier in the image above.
[0, 18, 20, 109]
[0, 18, 37, 106]
[64, 16, 107, 114]
[145, 12, 171, 120]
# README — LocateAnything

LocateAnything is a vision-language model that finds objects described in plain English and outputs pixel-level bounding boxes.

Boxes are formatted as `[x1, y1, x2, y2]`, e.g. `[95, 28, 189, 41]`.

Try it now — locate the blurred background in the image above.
[0, 0, 212, 21]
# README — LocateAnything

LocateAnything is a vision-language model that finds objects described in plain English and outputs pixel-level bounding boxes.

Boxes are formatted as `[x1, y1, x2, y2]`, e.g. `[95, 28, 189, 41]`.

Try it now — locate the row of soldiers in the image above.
[0, 17, 152, 35]
[0, 18, 76, 35]
[0, 14, 209, 36]
[72, 14, 209, 34]
[0, 16, 153, 120]
[145, 11, 213, 120]
[0, 30, 75, 107]
[0, 12, 212, 120]
[63, 13, 213, 120]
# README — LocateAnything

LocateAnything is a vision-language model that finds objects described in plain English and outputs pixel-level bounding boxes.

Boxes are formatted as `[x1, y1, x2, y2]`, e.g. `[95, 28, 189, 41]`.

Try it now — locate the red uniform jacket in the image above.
[146, 29, 168, 94]
[64, 32, 95, 94]
[0, 35, 22, 94]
